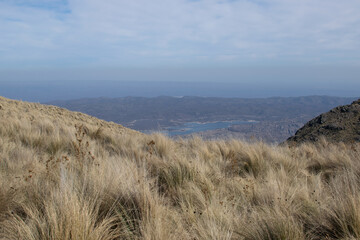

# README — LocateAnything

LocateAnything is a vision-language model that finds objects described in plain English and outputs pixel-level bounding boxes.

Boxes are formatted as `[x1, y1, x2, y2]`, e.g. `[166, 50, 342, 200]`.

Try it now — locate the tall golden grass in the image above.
[1, 96, 360, 239]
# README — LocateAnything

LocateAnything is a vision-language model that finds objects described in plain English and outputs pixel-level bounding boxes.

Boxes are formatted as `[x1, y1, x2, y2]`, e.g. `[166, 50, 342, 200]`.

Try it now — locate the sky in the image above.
[0, 0, 360, 100]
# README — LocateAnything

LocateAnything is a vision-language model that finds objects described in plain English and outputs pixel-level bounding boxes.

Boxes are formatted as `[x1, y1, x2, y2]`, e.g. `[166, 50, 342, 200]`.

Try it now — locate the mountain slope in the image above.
[286, 99, 360, 144]
[1, 96, 360, 240]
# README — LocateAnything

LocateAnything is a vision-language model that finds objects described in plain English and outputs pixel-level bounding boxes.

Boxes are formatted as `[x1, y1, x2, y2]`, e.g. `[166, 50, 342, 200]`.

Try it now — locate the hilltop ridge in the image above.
[0, 96, 139, 136]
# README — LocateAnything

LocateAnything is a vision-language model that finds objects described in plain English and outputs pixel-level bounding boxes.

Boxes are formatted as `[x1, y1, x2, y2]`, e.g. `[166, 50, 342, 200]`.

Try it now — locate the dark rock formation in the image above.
[286, 99, 360, 144]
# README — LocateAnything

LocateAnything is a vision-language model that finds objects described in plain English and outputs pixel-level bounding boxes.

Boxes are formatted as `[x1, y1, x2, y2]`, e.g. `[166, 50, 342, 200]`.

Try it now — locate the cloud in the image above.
[0, 0, 360, 69]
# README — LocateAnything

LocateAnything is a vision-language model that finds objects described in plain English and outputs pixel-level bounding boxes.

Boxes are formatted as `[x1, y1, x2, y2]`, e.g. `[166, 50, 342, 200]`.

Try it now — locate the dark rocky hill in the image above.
[286, 99, 360, 144]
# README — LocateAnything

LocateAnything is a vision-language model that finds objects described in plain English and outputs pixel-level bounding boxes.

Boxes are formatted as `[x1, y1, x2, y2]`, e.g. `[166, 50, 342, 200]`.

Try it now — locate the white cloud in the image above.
[0, 0, 360, 69]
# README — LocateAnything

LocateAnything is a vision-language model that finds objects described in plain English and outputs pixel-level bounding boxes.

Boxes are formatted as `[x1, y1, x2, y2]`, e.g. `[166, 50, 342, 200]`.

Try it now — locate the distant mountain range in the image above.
[48, 95, 357, 143]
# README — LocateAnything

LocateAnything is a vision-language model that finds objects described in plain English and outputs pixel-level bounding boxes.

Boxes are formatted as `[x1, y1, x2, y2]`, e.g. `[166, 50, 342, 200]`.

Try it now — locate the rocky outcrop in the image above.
[286, 99, 360, 144]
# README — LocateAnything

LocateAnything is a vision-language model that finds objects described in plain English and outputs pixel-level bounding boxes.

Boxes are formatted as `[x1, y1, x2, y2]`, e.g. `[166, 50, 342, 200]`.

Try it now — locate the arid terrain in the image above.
[1, 96, 360, 239]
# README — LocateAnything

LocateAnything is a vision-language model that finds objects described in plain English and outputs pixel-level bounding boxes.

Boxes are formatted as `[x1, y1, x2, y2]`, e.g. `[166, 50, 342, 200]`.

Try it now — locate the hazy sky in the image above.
[0, 0, 359, 98]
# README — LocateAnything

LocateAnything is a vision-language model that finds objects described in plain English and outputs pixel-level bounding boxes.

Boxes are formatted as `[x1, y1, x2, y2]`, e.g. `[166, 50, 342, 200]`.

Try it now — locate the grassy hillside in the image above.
[1, 96, 360, 239]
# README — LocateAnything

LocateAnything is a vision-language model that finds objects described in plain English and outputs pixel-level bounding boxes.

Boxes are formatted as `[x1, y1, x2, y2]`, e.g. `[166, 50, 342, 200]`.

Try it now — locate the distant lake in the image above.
[165, 120, 256, 136]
